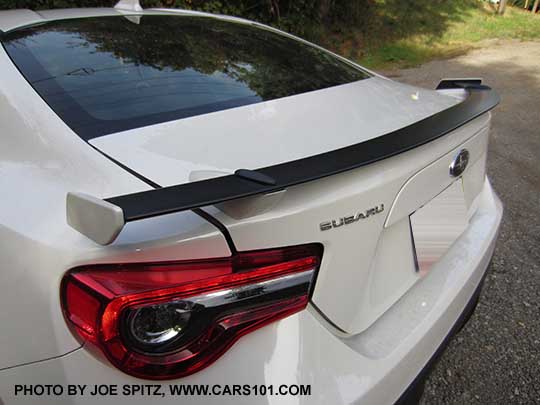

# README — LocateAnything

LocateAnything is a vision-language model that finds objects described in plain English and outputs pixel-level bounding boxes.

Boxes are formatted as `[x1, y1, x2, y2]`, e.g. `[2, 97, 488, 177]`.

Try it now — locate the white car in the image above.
[0, 1, 502, 404]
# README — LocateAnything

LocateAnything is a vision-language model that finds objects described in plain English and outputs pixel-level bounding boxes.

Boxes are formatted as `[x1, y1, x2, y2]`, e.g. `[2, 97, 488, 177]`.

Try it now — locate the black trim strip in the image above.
[235, 169, 277, 186]
[92, 134, 242, 253]
[192, 208, 238, 254]
[90, 132, 243, 253]
[88, 143, 163, 190]
[436, 78, 483, 90]
[106, 84, 499, 223]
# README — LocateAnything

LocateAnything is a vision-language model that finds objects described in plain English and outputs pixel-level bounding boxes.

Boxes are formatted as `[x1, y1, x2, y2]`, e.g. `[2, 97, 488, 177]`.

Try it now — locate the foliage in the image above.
[0, 0, 370, 37]
[358, 2, 540, 69]
[1, 1, 113, 8]
[1, 0, 538, 70]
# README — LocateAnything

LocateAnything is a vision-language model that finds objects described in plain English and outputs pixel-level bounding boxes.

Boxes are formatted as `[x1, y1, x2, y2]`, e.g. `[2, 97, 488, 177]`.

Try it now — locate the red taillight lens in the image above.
[61, 244, 322, 380]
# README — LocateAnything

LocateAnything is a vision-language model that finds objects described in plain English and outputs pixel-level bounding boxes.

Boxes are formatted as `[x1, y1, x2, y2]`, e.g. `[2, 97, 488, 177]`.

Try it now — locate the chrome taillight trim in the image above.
[174, 269, 315, 308]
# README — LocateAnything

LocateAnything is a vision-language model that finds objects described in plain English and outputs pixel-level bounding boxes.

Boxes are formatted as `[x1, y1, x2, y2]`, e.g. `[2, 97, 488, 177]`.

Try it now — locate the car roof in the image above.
[0, 7, 246, 33]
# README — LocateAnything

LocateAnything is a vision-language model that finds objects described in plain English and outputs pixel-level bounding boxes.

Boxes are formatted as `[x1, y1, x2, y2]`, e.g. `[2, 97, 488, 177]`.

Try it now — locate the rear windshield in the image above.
[2, 15, 369, 140]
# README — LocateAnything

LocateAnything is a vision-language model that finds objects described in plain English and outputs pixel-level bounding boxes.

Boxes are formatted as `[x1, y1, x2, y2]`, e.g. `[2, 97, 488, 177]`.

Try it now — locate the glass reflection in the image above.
[3, 15, 369, 139]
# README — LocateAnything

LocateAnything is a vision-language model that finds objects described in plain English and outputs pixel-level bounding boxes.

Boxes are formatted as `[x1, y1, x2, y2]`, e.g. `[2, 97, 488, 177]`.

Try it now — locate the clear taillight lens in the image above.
[61, 244, 322, 380]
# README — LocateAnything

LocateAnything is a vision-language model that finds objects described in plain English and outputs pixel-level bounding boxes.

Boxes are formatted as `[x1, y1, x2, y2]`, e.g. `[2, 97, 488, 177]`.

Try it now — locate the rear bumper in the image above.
[395, 263, 488, 405]
[0, 179, 502, 405]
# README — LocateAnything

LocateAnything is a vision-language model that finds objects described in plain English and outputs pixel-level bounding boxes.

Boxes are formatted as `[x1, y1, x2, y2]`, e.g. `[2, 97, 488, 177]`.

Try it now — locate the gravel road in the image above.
[385, 41, 540, 404]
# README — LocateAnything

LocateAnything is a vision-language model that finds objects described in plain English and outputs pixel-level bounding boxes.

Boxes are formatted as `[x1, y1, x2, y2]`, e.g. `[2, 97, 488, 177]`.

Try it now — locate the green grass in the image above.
[327, 2, 540, 70]
[442, 3, 540, 42]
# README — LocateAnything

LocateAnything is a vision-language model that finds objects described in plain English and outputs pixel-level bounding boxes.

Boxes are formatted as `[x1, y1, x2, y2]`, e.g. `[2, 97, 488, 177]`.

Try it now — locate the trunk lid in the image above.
[89, 77, 458, 186]
[202, 111, 491, 334]
[90, 77, 492, 334]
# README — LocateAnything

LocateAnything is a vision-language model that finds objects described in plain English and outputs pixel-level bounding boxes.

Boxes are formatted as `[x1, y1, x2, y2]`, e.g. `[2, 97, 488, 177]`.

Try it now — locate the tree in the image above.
[497, 0, 507, 15]
[533, 0, 540, 13]
[319, 0, 334, 21]
[524, 0, 530, 9]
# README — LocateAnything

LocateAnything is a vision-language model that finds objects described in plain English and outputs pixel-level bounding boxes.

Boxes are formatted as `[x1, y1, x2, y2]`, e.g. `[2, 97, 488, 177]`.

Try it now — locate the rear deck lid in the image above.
[88, 77, 459, 187]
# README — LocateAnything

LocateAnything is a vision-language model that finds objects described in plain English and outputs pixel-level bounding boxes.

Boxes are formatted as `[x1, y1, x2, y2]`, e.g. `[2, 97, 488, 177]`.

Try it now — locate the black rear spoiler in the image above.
[67, 79, 500, 245]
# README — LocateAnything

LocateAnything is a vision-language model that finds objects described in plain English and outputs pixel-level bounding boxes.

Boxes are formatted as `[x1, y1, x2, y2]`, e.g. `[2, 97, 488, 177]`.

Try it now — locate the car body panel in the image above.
[0, 7, 262, 34]
[204, 114, 491, 333]
[89, 76, 458, 187]
[0, 7, 502, 402]
[385, 126, 489, 228]
[0, 8, 187, 32]
[0, 9, 44, 32]
[0, 47, 231, 370]
[0, 179, 502, 404]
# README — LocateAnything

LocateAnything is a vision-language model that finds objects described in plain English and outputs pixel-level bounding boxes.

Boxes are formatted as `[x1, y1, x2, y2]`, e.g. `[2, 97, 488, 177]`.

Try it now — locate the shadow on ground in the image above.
[387, 41, 540, 404]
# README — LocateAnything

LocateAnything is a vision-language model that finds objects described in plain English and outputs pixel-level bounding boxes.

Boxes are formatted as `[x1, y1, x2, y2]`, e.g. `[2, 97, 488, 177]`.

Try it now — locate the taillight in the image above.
[61, 244, 322, 380]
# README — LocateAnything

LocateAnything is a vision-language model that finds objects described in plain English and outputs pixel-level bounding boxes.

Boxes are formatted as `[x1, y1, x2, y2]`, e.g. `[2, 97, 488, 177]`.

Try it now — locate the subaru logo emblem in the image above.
[450, 149, 470, 177]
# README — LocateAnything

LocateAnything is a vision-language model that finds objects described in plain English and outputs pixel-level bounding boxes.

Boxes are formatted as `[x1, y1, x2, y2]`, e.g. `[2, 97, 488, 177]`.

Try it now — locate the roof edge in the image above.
[0, 9, 46, 32]
[0, 7, 243, 34]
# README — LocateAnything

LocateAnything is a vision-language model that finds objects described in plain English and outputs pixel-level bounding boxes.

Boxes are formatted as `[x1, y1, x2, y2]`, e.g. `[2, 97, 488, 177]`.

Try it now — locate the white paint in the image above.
[208, 117, 491, 333]
[0, 7, 503, 401]
[0, 180, 503, 404]
[90, 77, 458, 187]
[0, 48, 230, 370]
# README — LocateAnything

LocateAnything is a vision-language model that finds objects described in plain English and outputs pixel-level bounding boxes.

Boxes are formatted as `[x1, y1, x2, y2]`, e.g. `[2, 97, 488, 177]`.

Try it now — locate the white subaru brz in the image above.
[0, 1, 502, 404]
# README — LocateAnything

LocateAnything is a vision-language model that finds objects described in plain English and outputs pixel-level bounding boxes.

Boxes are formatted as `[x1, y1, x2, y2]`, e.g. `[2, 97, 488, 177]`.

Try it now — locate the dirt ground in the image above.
[385, 40, 540, 404]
